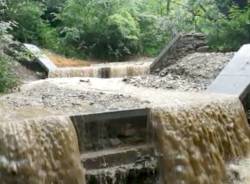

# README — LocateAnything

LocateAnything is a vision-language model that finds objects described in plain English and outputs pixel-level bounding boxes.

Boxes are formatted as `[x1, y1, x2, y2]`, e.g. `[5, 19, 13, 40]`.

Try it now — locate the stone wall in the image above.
[150, 32, 208, 73]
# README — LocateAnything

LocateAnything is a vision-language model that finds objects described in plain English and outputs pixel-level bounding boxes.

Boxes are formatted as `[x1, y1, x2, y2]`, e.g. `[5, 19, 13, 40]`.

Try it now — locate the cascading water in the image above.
[0, 116, 85, 184]
[151, 97, 250, 184]
[48, 62, 151, 78]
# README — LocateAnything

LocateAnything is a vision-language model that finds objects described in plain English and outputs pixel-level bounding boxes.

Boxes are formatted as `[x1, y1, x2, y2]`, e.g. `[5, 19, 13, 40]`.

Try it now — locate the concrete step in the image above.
[81, 144, 154, 170]
[85, 159, 158, 184]
[71, 109, 150, 152]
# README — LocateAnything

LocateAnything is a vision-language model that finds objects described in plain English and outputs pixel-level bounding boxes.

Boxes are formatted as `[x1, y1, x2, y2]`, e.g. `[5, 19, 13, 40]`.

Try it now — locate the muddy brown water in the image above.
[152, 98, 250, 184]
[49, 61, 151, 78]
[0, 116, 85, 184]
[1, 77, 250, 183]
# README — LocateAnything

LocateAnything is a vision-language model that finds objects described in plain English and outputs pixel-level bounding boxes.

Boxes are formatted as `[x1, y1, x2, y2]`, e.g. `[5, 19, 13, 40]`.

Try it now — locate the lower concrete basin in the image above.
[70, 108, 158, 183]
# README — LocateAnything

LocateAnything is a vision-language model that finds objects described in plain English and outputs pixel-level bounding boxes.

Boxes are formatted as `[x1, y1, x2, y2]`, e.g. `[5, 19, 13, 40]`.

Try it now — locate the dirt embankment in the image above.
[124, 52, 234, 91]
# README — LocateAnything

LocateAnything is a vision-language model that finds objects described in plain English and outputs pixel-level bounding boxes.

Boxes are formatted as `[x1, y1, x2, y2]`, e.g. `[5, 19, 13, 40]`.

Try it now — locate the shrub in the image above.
[0, 54, 17, 93]
[4, 0, 250, 60]
[59, 0, 142, 60]
[3, 1, 61, 51]
[0, 21, 17, 93]
[206, 6, 250, 51]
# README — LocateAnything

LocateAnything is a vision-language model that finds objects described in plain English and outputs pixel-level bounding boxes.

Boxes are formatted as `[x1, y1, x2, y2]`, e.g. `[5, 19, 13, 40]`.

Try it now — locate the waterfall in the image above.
[0, 116, 85, 184]
[151, 97, 250, 184]
[48, 62, 151, 78]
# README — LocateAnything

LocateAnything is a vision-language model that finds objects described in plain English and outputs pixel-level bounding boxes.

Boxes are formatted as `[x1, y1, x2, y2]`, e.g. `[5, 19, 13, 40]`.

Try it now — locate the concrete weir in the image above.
[70, 109, 158, 183]
[208, 44, 250, 100]
[2, 76, 250, 183]
[208, 44, 250, 112]
[19, 38, 250, 184]
[24, 43, 152, 78]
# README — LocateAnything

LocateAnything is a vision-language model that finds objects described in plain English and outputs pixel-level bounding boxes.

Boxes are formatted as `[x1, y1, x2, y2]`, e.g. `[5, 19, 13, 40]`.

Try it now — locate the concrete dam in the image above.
[1, 33, 250, 184]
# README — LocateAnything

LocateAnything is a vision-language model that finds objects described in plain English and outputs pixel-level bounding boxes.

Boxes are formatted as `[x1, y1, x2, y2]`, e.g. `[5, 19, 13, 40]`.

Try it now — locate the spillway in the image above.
[152, 97, 250, 184]
[48, 61, 151, 78]
[0, 116, 85, 184]
[9, 42, 250, 183]
[2, 78, 250, 183]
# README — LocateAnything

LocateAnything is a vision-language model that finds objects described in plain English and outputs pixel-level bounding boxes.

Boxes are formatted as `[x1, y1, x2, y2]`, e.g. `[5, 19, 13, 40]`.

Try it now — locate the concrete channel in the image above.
[23, 37, 250, 183]
[70, 108, 158, 183]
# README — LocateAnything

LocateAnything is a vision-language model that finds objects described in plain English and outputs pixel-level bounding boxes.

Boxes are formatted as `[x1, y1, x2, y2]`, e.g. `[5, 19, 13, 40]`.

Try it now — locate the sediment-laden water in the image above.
[152, 97, 250, 184]
[0, 116, 85, 184]
[49, 62, 150, 78]
[2, 76, 250, 184]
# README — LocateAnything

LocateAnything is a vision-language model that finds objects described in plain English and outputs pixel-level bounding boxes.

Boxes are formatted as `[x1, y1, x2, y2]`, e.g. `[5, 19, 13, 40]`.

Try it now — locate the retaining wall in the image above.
[150, 33, 208, 73]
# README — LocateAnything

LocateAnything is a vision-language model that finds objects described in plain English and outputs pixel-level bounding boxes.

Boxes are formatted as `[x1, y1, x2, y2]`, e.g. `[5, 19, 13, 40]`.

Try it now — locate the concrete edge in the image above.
[70, 108, 149, 122]
[207, 44, 250, 100]
[149, 33, 182, 72]
[24, 43, 57, 72]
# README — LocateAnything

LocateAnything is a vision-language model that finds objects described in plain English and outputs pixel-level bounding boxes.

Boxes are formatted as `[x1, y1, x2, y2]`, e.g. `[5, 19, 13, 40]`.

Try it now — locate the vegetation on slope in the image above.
[0, 0, 249, 61]
[0, 21, 17, 93]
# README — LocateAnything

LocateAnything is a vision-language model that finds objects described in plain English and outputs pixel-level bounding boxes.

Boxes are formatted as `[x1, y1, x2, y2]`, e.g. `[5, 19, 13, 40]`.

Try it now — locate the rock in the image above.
[110, 138, 122, 146]
[80, 79, 90, 83]
[196, 46, 209, 52]
[125, 52, 234, 92]
[122, 77, 128, 82]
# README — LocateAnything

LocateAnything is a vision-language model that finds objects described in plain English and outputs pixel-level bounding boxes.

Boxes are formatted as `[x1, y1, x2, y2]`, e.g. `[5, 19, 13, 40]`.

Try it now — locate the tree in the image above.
[0, 21, 17, 92]
[59, 0, 141, 59]
[215, 0, 248, 14]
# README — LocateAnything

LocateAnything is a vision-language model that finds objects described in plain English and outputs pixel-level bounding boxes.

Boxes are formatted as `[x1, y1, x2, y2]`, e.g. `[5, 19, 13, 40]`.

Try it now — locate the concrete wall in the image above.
[24, 44, 57, 72]
[70, 109, 150, 152]
[70, 109, 158, 183]
[208, 44, 250, 100]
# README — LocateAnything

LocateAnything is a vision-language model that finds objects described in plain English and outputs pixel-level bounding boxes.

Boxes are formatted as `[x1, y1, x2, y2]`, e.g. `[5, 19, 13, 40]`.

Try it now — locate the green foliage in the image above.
[157, 0, 250, 52]
[215, 0, 248, 14]
[59, 0, 142, 59]
[0, 54, 17, 93]
[5, 1, 45, 43]
[108, 12, 139, 41]
[201, 5, 250, 51]
[0, 21, 13, 49]
[0, 21, 17, 93]
[3, 1, 60, 51]
[2, 0, 250, 60]
[1, 0, 175, 60]
[138, 14, 169, 56]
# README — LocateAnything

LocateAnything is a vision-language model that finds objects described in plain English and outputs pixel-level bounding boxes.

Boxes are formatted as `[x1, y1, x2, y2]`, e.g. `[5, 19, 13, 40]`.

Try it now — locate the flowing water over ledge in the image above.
[152, 98, 250, 184]
[0, 116, 85, 184]
[1, 78, 250, 183]
[48, 62, 151, 78]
